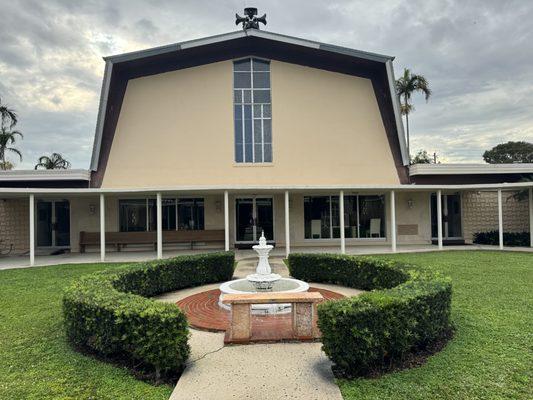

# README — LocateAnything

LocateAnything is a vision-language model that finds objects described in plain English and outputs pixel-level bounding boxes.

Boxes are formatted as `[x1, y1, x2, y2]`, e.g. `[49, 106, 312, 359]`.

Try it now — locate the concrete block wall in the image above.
[0, 198, 30, 254]
[462, 190, 530, 243]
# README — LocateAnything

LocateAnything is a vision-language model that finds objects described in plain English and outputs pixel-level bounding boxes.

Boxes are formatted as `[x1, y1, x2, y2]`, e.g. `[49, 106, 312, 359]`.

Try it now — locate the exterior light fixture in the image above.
[407, 199, 414, 209]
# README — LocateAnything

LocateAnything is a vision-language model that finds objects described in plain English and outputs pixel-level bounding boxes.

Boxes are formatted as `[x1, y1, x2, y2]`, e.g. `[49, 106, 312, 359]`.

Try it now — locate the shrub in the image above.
[473, 231, 530, 247]
[287, 253, 409, 290]
[287, 253, 452, 377]
[63, 252, 234, 380]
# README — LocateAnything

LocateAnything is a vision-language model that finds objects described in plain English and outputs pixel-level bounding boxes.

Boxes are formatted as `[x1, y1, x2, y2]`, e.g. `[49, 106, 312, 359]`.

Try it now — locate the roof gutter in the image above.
[410, 163, 533, 176]
[0, 169, 91, 181]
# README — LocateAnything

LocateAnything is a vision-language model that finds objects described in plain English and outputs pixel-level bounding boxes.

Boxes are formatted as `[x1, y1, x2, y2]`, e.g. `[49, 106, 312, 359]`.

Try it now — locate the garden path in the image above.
[158, 258, 356, 400]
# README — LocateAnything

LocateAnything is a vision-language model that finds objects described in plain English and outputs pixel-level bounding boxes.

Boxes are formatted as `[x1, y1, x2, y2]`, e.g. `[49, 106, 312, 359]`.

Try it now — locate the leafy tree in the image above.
[0, 96, 18, 128]
[410, 149, 440, 165]
[34, 153, 71, 170]
[482, 141, 533, 164]
[0, 127, 23, 168]
[410, 150, 432, 164]
[395, 68, 432, 156]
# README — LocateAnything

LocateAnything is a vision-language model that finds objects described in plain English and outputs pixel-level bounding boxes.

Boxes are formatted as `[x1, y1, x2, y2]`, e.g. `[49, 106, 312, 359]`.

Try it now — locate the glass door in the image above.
[37, 201, 53, 247]
[235, 197, 274, 243]
[36, 200, 70, 248]
[431, 193, 462, 239]
[236, 198, 255, 242]
[54, 201, 71, 247]
[446, 195, 462, 238]
[255, 198, 274, 241]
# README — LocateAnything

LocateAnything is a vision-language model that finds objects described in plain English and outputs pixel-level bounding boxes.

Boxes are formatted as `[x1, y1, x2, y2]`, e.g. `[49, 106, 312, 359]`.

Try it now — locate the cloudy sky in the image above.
[1, 0, 532, 168]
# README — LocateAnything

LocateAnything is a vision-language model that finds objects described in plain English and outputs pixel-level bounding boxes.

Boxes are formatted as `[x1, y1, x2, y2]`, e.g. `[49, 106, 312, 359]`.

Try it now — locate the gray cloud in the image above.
[0, 0, 532, 168]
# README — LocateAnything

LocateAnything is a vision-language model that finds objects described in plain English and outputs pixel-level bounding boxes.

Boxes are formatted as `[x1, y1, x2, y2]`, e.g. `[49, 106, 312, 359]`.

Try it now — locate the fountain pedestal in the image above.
[247, 233, 281, 291]
[219, 232, 309, 314]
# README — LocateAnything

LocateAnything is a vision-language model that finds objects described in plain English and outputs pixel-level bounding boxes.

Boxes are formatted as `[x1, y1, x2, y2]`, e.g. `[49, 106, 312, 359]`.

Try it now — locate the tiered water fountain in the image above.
[219, 232, 309, 314]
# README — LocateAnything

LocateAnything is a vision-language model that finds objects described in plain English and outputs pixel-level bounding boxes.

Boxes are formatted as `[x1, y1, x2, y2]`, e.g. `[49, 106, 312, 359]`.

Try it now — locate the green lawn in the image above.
[339, 251, 533, 400]
[0, 263, 172, 400]
[0, 251, 531, 399]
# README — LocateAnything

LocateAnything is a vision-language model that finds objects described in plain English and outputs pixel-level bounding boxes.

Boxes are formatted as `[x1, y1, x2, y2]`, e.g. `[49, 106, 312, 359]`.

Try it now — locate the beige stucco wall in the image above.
[69, 195, 226, 252]
[69, 196, 118, 252]
[396, 192, 432, 244]
[462, 190, 530, 243]
[0, 198, 29, 254]
[101, 60, 400, 188]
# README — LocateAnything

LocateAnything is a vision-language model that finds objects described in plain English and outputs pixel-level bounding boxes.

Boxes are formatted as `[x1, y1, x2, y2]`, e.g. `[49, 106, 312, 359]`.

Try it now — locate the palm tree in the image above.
[0, 127, 23, 169]
[395, 68, 432, 156]
[34, 153, 71, 170]
[0, 97, 18, 128]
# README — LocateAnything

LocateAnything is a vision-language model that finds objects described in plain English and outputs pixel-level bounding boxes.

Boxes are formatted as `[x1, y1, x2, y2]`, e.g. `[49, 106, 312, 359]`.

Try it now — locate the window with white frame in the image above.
[304, 195, 386, 239]
[119, 198, 205, 232]
[233, 58, 272, 163]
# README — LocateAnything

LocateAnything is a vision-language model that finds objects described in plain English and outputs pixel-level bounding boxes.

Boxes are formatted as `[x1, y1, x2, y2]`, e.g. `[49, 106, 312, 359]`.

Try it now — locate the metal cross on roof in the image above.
[235, 7, 267, 30]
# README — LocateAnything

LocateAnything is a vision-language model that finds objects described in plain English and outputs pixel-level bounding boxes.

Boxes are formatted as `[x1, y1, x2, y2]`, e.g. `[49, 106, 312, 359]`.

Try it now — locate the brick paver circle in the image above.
[177, 287, 344, 332]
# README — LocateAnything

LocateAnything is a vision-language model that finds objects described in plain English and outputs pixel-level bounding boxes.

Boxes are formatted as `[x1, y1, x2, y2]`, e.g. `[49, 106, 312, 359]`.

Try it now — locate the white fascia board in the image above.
[409, 163, 533, 175]
[105, 30, 393, 65]
[0, 182, 532, 196]
[90, 60, 113, 171]
[106, 31, 247, 63]
[386, 60, 409, 165]
[0, 169, 90, 181]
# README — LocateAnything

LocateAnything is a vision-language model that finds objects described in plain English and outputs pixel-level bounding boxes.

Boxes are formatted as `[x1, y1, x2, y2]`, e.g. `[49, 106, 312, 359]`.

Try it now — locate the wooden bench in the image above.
[163, 229, 225, 249]
[79, 229, 225, 253]
[222, 292, 324, 344]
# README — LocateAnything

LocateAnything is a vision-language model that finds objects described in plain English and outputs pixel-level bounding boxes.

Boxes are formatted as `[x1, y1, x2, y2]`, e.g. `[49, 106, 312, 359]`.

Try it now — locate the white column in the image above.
[437, 190, 443, 250]
[29, 194, 35, 266]
[498, 189, 503, 250]
[224, 190, 229, 251]
[390, 190, 396, 252]
[529, 187, 533, 248]
[100, 194, 105, 262]
[284, 190, 290, 258]
[156, 193, 163, 259]
[340, 190, 346, 254]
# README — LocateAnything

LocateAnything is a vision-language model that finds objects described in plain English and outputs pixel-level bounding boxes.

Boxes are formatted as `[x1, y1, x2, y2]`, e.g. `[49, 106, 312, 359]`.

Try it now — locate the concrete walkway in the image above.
[171, 340, 342, 400]
[158, 258, 361, 400]
[3, 243, 531, 270]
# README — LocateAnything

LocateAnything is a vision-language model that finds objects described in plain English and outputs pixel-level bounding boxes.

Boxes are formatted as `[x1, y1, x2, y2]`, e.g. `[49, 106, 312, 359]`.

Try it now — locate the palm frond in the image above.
[0, 96, 18, 128]
[6, 147, 22, 161]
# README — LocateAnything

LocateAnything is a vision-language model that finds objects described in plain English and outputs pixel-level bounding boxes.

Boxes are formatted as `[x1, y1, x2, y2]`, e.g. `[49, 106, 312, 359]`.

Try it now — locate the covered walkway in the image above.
[1, 243, 532, 270]
[1, 182, 532, 269]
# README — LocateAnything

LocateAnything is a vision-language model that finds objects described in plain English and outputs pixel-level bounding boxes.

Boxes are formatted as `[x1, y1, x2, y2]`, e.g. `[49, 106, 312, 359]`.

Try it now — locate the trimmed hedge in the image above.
[287, 253, 452, 376]
[473, 230, 530, 247]
[63, 252, 234, 379]
[287, 253, 409, 290]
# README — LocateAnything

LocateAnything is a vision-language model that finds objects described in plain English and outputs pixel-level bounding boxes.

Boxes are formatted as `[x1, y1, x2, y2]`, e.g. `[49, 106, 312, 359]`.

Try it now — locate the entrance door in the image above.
[37, 200, 70, 248]
[235, 197, 274, 243]
[431, 193, 462, 239]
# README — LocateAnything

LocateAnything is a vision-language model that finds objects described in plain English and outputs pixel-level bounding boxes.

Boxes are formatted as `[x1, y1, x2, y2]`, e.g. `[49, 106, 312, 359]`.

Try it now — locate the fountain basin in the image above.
[218, 278, 309, 314]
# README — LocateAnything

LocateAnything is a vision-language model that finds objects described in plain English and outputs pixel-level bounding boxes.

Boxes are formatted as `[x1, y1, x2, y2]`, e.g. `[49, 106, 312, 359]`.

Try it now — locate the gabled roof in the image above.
[89, 30, 409, 186]
[103, 30, 395, 64]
